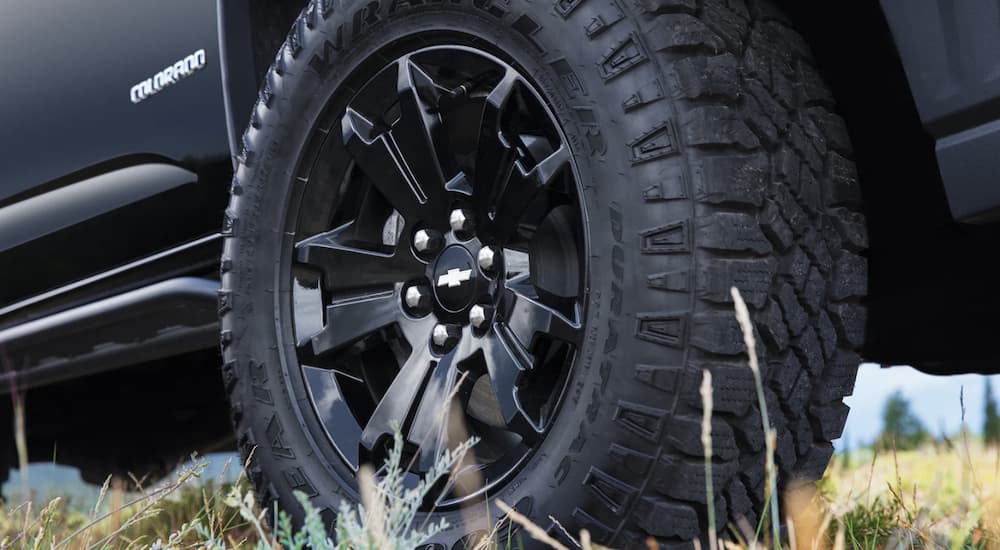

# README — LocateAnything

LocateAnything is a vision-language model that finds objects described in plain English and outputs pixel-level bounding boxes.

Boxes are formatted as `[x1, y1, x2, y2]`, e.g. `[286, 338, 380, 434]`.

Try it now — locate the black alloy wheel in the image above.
[288, 46, 587, 506]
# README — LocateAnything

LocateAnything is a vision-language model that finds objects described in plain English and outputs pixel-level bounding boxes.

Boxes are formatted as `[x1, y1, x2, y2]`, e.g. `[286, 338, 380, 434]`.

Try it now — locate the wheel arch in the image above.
[776, 1, 1000, 374]
[217, 0, 306, 166]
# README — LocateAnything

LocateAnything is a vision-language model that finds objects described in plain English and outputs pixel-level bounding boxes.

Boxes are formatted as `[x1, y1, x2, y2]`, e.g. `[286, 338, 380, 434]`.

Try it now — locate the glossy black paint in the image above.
[880, 0, 1000, 136]
[218, 0, 260, 166]
[0, 163, 197, 252]
[881, 0, 1000, 221]
[0, 277, 219, 393]
[0, 167, 229, 308]
[0, 235, 222, 329]
[0, 0, 230, 204]
[0, 0, 234, 312]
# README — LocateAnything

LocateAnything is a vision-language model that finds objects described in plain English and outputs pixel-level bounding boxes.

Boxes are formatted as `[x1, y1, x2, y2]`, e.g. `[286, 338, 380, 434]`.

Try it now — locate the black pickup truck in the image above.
[1, 0, 997, 546]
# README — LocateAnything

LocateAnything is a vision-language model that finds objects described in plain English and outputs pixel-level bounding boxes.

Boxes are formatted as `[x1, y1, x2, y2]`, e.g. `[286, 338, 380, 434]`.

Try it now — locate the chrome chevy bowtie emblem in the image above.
[437, 268, 472, 288]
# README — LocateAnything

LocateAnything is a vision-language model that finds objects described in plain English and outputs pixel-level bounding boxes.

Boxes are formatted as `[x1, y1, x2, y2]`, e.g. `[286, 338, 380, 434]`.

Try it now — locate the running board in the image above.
[0, 277, 220, 393]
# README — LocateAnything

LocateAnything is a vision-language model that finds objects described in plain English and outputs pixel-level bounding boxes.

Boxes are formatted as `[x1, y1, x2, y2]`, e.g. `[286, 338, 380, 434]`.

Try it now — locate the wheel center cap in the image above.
[433, 245, 477, 312]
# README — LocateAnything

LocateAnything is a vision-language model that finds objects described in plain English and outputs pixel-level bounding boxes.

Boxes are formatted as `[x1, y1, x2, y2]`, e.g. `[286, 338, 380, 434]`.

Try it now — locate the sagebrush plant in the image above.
[183, 429, 479, 550]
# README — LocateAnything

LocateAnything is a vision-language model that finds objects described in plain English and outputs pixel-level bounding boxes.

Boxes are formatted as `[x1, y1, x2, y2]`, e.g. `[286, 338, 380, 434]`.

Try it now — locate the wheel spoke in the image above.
[360, 329, 435, 451]
[303, 366, 362, 469]
[341, 59, 456, 224]
[489, 145, 570, 241]
[503, 273, 581, 348]
[473, 71, 520, 237]
[391, 59, 454, 201]
[296, 222, 421, 292]
[480, 328, 542, 443]
[297, 344, 366, 381]
[472, 70, 570, 241]
[484, 323, 533, 373]
[309, 289, 400, 357]
[342, 108, 435, 224]
[407, 350, 460, 470]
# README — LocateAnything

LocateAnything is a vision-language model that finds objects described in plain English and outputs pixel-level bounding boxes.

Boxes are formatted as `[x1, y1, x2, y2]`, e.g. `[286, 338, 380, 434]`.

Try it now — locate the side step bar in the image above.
[0, 277, 220, 393]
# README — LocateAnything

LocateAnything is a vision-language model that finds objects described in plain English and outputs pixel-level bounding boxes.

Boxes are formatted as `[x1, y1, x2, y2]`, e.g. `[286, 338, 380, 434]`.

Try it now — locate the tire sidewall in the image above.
[227, 1, 636, 545]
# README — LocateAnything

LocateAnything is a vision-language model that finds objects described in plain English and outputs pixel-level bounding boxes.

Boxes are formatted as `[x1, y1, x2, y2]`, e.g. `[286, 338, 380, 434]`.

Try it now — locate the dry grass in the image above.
[0, 457, 257, 549]
[0, 440, 995, 549]
[819, 440, 1000, 549]
[0, 289, 997, 548]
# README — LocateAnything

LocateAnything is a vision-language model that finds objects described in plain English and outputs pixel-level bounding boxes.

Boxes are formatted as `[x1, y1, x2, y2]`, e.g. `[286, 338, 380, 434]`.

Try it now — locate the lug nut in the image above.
[404, 284, 431, 315]
[449, 209, 474, 236]
[432, 324, 462, 350]
[413, 228, 443, 255]
[469, 304, 494, 330]
[478, 246, 499, 274]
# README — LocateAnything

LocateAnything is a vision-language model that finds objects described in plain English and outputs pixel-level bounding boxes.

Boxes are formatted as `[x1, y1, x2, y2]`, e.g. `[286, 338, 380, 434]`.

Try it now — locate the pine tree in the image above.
[878, 390, 928, 451]
[984, 379, 1000, 446]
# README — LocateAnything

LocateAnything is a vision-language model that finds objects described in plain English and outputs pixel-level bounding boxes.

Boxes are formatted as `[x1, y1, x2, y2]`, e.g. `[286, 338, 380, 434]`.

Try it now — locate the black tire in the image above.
[220, 0, 867, 547]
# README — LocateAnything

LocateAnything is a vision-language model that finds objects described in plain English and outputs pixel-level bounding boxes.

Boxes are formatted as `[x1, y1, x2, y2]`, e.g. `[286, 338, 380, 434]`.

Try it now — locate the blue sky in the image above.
[838, 363, 1000, 450]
